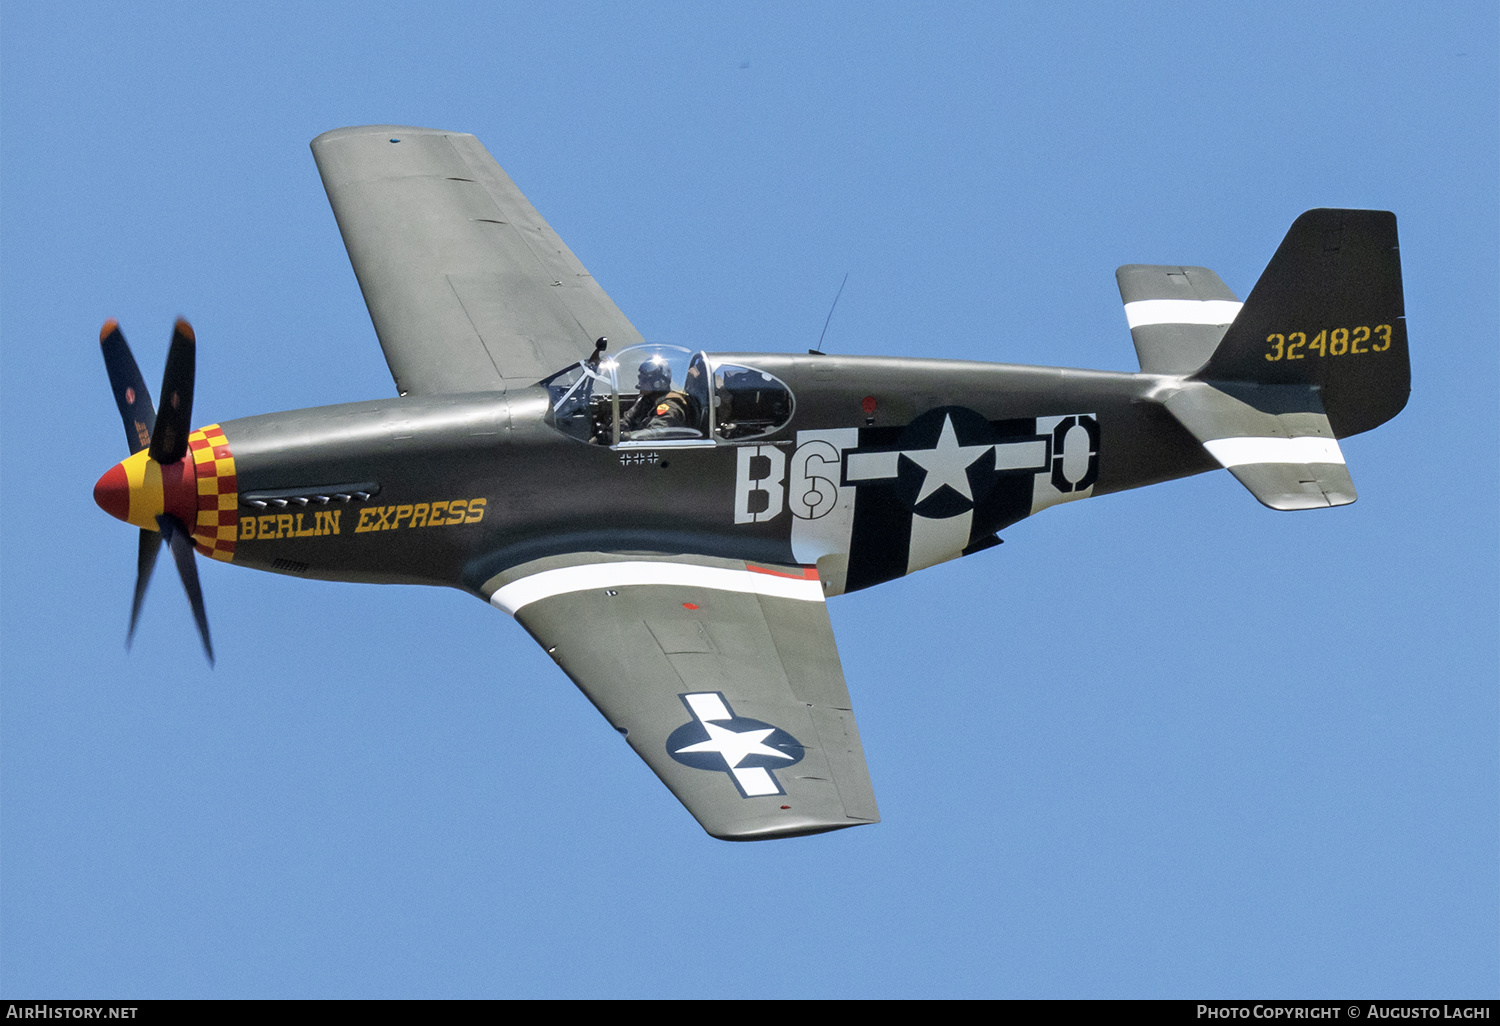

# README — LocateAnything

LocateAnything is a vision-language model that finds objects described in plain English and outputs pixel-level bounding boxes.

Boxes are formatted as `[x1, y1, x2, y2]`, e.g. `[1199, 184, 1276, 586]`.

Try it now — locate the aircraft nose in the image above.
[94, 462, 131, 522]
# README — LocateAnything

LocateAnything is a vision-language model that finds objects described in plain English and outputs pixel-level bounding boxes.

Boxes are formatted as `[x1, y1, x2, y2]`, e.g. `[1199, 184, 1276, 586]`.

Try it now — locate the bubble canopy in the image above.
[542, 344, 794, 446]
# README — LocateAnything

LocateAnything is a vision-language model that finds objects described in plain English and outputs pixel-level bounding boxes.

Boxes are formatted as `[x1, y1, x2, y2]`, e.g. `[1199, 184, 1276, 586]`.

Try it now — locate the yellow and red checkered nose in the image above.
[92, 425, 240, 562]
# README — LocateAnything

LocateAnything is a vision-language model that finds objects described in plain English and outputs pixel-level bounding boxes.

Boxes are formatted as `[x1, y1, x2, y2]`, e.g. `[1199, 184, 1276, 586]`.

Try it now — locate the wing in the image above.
[485, 553, 881, 840]
[311, 125, 645, 396]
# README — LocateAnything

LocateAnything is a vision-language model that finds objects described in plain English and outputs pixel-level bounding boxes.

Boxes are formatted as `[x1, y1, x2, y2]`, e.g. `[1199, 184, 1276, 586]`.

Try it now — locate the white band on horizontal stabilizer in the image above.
[491, 561, 824, 614]
[1202, 435, 1346, 468]
[1124, 299, 1243, 328]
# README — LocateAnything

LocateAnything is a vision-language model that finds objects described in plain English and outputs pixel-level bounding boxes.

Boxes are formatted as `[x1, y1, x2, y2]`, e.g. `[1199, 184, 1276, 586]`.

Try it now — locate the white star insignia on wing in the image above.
[675, 722, 794, 769]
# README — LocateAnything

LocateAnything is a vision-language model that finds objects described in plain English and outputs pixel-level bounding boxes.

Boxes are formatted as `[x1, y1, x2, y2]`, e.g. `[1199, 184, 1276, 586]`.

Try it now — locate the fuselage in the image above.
[142, 352, 1213, 599]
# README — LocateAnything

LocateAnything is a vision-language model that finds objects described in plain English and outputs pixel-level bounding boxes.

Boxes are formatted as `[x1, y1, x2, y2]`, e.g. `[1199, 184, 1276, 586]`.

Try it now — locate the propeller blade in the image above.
[148, 319, 196, 465]
[127, 528, 163, 649]
[157, 514, 214, 666]
[99, 320, 157, 455]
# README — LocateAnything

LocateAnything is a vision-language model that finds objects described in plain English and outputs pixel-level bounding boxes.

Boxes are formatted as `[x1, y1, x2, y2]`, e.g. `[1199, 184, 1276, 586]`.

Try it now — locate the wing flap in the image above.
[485, 553, 879, 840]
[312, 125, 644, 395]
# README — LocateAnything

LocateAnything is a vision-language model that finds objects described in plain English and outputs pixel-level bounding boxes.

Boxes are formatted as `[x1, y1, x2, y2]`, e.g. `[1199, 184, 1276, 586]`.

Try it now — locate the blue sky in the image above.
[2, 1, 1495, 999]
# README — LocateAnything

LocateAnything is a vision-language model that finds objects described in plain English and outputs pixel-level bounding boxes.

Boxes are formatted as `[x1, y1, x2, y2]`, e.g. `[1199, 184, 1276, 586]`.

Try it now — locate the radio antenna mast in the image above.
[810, 272, 849, 355]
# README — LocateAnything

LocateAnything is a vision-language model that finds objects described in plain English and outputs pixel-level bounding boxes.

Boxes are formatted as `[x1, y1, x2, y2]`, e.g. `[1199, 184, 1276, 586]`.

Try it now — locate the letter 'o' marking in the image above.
[1060, 424, 1092, 484]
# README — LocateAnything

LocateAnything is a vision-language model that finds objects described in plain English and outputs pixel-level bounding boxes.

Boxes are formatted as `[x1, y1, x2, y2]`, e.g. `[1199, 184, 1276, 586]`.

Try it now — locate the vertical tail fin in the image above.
[1196, 209, 1408, 438]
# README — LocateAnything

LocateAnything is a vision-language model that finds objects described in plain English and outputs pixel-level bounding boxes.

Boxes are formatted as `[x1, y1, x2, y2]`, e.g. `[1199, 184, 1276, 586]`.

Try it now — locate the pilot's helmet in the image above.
[636, 356, 672, 392]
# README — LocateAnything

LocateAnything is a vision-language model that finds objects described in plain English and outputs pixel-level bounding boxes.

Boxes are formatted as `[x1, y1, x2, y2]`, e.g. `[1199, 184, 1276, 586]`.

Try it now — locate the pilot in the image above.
[621, 356, 692, 435]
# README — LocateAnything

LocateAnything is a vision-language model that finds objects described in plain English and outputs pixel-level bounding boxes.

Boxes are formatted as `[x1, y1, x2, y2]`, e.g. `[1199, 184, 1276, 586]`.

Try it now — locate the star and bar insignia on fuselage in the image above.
[843, 406, 1054, 519]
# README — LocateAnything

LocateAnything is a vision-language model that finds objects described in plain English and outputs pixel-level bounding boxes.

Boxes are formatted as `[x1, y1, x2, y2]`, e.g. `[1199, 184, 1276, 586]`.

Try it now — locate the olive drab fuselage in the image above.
[217, 350, 1215, 598]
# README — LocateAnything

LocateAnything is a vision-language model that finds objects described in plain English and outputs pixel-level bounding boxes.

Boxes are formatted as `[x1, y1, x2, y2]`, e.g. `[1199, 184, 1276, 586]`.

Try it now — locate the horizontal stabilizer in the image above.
[1116, 265, 1241, 374]
[1164, 381, 1355, 510]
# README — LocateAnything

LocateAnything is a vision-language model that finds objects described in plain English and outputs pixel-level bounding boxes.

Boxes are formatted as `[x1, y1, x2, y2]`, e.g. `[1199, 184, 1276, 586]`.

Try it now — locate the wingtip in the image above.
[311, 124, 461, 149]
[708, 816, 876, 841]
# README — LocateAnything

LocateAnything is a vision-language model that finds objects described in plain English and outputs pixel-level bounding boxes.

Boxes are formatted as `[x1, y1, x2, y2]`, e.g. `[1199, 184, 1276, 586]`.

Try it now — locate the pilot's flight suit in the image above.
[622, 390, 692, 434]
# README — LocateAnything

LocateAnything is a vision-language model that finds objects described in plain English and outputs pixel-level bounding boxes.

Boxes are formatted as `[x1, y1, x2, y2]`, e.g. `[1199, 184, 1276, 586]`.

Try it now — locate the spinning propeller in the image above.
[93, 319, 215, 664]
